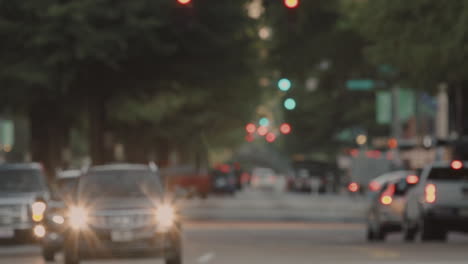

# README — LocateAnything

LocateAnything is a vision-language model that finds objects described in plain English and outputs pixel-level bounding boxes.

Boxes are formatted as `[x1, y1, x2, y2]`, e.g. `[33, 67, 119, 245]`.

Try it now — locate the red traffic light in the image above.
[177, 0, 191, 5]
[284, 0, 299, 8]
[280, 123, 292, 135]
[265, 133, 276, 143]
[257, 126, 268, 136]
[245, 123, 256, 134]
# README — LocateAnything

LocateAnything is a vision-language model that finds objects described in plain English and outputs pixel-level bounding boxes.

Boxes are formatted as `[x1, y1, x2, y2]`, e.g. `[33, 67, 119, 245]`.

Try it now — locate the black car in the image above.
[62, 164, 182, 264]
[37, 170, 81, 261]
[211, 168, 237, 195]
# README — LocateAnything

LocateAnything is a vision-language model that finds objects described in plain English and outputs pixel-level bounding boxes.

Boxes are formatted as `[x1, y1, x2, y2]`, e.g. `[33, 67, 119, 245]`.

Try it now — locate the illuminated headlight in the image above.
[33, 224, 46, 238]
[155, 204, 175, 231]
[31, 201, 47, 222]
[68, 206, 88, 230]
[52, 215, 65, 225]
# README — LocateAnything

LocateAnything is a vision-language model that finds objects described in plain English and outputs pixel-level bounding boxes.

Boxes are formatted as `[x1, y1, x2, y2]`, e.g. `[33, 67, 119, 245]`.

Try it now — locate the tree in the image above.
[0, 0, 262, 172]
[262, 0, 382, 158]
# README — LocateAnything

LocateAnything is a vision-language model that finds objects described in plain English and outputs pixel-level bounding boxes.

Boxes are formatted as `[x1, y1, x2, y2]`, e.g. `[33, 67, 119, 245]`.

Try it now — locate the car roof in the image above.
[0, 162, 42, 170]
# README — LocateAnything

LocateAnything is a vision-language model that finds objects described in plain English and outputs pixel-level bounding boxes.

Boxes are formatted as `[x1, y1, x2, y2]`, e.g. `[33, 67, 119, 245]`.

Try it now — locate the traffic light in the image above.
[177, 0, 192, 5]
[257, 126, 268, 136]
[277, 78, 292, 91]
[280, 123, 292, 135]
[245, 123, 256, 134]
[259, 117, 269, 127]
[266, 133, 276, 143]
[284, 98, 296, 110]
[284, 0, 299, 9]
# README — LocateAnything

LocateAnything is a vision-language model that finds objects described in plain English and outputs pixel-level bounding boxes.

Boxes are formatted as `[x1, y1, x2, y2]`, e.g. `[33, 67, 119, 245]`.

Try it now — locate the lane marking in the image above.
[197, 252, 215, 263]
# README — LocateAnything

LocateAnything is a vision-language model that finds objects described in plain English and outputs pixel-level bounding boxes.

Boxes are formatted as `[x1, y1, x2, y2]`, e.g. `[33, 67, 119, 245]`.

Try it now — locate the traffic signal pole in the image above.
[391, 85, 402, 168]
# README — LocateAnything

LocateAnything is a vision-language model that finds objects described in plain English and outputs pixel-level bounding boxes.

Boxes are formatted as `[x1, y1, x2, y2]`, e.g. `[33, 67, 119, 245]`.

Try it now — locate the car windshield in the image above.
[428, 168, 468, 181]
[79, 170, 161, 199]
[57, 178, 78, 194]
[0, 169, 45, 193]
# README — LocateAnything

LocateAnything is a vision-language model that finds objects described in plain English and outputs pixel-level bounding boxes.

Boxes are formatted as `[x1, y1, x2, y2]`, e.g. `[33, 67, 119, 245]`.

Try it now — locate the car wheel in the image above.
[366, 225, 375, 241]
[420, 218, 447, 242]
[64, 238, 80, 264]
[42, 247, 55, 262]
[368, 214, 385, 242]
[165, 233, 182, 264]
[402, 215, 417, 242]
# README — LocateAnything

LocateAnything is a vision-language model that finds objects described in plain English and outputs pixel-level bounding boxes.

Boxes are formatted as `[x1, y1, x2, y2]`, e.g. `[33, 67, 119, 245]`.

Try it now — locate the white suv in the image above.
[403, 161, 468, 242]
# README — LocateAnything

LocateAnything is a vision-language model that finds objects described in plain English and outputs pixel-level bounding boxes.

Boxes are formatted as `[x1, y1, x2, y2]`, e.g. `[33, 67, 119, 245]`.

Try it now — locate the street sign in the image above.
[346, 79, 374, 91]
[376, 91, 391, 124]
[0, 120, 14, 149]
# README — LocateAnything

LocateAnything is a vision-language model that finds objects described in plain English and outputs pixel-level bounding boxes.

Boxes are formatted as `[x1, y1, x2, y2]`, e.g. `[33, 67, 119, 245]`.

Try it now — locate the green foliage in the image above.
[264, 0, 381, 157]
[353, 0, 468, 87]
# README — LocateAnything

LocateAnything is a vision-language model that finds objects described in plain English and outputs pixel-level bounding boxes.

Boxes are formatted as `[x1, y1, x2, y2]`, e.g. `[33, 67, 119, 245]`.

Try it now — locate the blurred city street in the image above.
[0, 189, 467, 264]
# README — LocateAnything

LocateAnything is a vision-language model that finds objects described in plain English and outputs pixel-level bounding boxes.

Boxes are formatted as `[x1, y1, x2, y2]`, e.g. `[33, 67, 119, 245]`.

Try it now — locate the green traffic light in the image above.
[284, 98, 296, 110]
[259, 117, 269, 126]
[278, 78, 292, 91]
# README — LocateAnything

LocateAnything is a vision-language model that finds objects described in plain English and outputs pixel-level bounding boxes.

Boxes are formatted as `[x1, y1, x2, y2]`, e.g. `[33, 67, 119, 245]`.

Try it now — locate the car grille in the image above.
[90, 212, 154, 229]
[0, 204, 28, 224]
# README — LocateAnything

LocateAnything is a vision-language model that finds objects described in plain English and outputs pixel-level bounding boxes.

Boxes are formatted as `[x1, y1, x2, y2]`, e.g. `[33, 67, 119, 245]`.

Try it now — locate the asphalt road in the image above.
[0, 189, 467, 264]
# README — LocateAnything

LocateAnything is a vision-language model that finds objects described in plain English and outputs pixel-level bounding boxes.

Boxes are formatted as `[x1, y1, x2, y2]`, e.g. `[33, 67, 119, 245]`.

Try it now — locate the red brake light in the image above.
[348, 182, 359, 193]
[406, 175, 419, 184]
[368, 181, 381, 192]
[425, 184, 437, 204]
[380, 184, 395, 205]
[451, 160, 463, 170]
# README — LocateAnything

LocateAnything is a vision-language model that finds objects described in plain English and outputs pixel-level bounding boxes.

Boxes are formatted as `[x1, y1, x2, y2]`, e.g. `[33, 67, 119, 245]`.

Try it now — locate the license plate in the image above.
[459, 209, 468, 217]
[111, 230, 134, 242]
[0, 228, 14, 238]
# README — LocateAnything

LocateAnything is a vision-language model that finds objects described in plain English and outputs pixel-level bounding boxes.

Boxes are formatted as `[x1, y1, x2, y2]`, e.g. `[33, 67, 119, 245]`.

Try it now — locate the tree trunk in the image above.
[29, 102, 67, 179]
[88, 95, 113, 165]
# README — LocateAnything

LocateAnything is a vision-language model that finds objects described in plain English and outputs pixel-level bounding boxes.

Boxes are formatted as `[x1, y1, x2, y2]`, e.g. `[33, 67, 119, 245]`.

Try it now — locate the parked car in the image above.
[161, 165, 211, 199]
[0, 163, 50, 242]
[366, 170, 419, 241]
[403, 160, 468, 242]
[211, 165, 237, 195]
[251, 167, 277, 190]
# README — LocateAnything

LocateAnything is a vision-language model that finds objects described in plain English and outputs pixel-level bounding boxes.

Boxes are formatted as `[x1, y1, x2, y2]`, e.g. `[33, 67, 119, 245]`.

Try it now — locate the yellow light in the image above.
[52, 215, 65, 225]
[31, 202, 46, 222]
[33, 225, 46, 238]
[155, 204, 175, 231]
[68, 206, 88, 230]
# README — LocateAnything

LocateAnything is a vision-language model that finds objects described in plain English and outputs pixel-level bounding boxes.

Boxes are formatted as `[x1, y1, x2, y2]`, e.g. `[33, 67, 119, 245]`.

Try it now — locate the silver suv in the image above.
[0, 163, 50, 241]
[403, 161, 468, 241]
